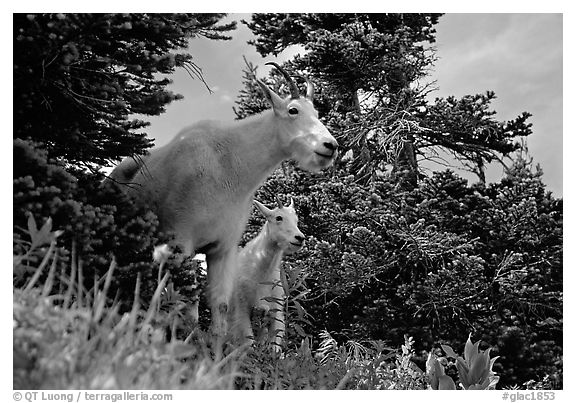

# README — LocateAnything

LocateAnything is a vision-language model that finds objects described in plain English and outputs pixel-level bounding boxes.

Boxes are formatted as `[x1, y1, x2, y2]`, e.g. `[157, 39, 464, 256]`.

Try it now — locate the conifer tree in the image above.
[14, 13, 236, 167]
[243, 13, 531, 185]
[237, 13, 561, 387]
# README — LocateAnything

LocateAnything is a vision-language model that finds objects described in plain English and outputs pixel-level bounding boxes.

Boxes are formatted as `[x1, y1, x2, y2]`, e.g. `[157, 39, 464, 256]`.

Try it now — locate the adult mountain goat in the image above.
[107, 62, 338, 335]
[230, 196, 304, 352]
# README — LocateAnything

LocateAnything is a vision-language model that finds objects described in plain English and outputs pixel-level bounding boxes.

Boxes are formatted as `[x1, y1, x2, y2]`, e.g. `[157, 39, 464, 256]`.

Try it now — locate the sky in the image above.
[137, 13, 563, 196]
[428, 14, 563, 196]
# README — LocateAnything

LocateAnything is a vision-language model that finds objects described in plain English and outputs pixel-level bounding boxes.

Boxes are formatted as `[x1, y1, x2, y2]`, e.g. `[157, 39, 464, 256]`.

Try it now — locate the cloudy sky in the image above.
[137, 13, 563, 196]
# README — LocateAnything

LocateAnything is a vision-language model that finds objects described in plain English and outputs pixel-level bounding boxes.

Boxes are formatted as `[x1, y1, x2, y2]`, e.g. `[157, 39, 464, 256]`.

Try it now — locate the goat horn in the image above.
[288, 197, 295, 209]
[293, 74, 314, 100]
[303, 77, 314, 100]
[265, 61, 300, 99]
[275, 195, 284, 209]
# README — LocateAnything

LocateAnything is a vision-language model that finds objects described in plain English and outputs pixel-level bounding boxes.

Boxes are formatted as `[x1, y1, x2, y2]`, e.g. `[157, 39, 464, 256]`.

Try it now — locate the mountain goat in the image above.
[107, 62, 338, 335]
[230, 196, 304, 351]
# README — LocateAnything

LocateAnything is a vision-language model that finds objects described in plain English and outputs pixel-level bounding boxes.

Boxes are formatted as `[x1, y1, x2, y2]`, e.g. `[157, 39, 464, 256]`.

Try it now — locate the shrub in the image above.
[13, 139, 204, 314]
[248, 155, 562, 389]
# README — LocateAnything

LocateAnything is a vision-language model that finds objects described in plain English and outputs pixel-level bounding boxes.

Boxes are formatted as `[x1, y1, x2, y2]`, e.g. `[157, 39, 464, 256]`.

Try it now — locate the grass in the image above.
[13, 239, 432, 390]
[13, 257, 245, 389]
[13, 219, 501, 390]
[13, 285, 427, 389]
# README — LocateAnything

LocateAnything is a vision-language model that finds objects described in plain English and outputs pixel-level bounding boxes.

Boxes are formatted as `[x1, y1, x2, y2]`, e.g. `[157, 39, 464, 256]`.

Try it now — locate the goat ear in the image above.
[254, 200, 274, 218]
[256, 79, 284, 112]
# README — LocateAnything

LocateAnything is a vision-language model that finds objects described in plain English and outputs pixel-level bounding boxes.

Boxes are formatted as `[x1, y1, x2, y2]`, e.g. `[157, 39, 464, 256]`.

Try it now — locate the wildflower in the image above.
[152, 244, 172, 264]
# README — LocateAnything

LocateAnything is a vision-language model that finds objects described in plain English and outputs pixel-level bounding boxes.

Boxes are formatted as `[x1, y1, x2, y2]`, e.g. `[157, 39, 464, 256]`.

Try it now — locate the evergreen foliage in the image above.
[13, 139, 203, 312]
[14, 13, 235, 167]
[237, 13, 562, 388]
[13, 13, 231, 312]
[244, 13, 532, 186]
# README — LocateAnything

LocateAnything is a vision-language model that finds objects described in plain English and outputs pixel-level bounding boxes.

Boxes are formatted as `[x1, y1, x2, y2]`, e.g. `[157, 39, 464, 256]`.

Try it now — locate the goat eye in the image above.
[275, 216, 283, 222]
[288, 107, 299, 115]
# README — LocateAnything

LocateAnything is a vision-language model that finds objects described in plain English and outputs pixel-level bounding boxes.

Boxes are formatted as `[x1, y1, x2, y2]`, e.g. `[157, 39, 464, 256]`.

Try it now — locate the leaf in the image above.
[487, 375, 500, 390]
[438, 375, 457, 390]
[489, 355, 500, 371]
[463, 333, 479, 366]
[477, 374, 498, 390]
[455, 358, 470, 389]
[433, 357, 446, 376]
[36, 217, 52, 245]
[455, 356, 468, 371]
[293, 323, 307, 337]
[425, 351, 436, 376]
[38, 216, 53, 236]
[427, 353, 449, 390]
[171, 342, 198, 359]
[475, 349, 494, 380]
[26, 215, 63, 248]
[441, 344, 459, 359]
[293, 300, 306, 319]
[467, 347, 489, 385]
[26, 212, 38, 238]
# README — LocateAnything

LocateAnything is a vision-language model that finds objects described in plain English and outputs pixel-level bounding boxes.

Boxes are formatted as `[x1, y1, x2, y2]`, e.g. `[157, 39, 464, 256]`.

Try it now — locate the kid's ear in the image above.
[256, 79, 284, 112]
[253, 200, 274, 219]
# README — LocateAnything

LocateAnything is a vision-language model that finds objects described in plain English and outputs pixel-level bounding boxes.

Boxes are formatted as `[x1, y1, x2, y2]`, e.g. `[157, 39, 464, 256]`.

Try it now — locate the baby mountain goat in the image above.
[107, 62, 338, 336]
[230, 196, 304, 352]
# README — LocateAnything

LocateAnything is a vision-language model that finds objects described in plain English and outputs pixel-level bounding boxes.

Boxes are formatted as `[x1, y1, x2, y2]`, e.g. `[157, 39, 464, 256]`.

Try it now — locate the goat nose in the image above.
[295, 235, 305, 243]
[323, 141, 338, 151]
